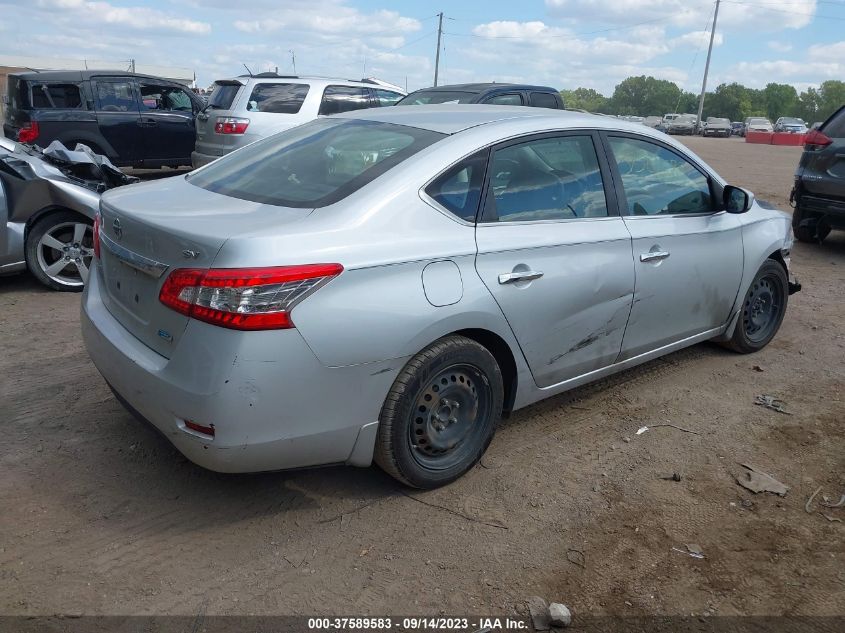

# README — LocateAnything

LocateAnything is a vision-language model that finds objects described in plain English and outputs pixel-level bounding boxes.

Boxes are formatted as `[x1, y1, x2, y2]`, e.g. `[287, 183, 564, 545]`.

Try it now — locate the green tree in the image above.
[559, 87, 610, 113]
[818, 80, 845, 122]
[703, 83, 753, 121]
[609, 75, 683, 116]
[797, 87, 821, 124]
[763, 83, 799, 121]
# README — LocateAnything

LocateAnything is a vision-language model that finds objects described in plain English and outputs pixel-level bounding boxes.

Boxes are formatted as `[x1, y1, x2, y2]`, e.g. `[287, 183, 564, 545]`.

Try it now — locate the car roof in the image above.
[332, 104, 658, 136]
[10, 70, 173, 82]
[408, 82, 557, 94]
[217, 74, 397, 89]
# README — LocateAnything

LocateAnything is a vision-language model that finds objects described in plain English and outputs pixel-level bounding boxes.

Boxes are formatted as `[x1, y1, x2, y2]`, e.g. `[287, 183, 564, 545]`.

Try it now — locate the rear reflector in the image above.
[803, 129, 832, 149]
[18, 121, 39, 144]
[184, 420, 215, 437]
[159, 264, 343, 330]
[93, 212, 101, 259]
[214, 117, 249, 134]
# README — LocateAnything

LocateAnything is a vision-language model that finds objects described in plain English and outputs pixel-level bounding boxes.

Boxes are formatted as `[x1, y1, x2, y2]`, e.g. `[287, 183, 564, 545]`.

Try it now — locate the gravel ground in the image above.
[1, 136, 843, 620]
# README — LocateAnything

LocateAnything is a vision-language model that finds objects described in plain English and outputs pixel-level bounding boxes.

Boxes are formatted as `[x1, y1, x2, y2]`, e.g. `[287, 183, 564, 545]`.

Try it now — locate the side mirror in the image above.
[724, 185, 752, 214]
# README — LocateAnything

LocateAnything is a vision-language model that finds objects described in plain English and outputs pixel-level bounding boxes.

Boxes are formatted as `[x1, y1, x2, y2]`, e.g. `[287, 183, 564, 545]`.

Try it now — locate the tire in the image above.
[374, 335, 504, 489]
[792, 201, 831, 243]
[25, 211, 94, 291]
[726, 260, 788, 354]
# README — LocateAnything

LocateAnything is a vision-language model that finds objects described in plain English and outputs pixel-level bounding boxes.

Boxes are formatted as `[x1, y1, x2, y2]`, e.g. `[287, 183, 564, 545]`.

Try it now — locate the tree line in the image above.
[560, 76, 845, 124]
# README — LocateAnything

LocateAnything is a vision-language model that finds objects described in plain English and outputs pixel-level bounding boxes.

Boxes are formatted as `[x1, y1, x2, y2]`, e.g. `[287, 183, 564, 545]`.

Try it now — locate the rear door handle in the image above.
[498, 270, 543, 284]
[640, 251, 670, 262]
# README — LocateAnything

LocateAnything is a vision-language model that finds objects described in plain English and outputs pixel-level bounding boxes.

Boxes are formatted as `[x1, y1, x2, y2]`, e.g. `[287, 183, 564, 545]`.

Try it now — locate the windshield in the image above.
[708, 118, 729, 124]
[780, 118, 803, 125]
[749, 118, 770, 124]
[188, 119, 444, 208]
[397, 90, 477, 105]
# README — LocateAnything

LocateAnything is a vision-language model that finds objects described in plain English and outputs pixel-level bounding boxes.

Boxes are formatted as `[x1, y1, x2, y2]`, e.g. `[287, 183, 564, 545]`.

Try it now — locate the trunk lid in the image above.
[194, 80, 245, 158]
[98, 176, 313, 357]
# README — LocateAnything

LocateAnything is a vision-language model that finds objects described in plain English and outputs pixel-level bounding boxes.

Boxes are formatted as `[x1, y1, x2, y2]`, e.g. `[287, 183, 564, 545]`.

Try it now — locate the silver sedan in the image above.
[82, 106, 799, 488]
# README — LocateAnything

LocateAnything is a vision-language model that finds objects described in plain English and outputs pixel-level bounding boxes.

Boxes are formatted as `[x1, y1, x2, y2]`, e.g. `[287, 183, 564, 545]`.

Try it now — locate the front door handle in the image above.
[498, 270, 543, 284]
[640, 251, 670, 262]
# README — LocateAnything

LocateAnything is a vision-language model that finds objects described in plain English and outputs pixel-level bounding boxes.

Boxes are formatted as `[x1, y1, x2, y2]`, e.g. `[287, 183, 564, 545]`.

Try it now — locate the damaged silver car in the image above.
[0, 138, 136, 290]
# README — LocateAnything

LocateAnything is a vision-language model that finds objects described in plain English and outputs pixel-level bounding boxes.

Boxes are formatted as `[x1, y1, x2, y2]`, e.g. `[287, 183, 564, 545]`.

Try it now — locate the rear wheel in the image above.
[374, 335, 503, 489]
[25, 211, 93, 291]
[726, 260, 788, 353]
[793, 204, 831, 243]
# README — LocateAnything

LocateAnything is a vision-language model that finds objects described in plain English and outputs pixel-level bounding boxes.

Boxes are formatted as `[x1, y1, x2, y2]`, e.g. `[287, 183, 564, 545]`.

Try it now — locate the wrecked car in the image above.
[0, 138, 137, 290]
[82, 107, 799, 488]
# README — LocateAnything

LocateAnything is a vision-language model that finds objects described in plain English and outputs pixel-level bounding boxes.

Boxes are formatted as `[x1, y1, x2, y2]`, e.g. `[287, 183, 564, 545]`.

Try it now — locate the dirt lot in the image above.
[1, 136, 844, 622]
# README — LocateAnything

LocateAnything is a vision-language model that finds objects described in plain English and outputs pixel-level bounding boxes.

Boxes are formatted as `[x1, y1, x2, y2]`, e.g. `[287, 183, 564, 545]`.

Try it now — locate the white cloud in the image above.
[768, 40, 793, 53]
[669, 30, 724, 49]
[233, 8, 420, 36]
[36, 0, 211, 34]
[545, 0, 817, 31]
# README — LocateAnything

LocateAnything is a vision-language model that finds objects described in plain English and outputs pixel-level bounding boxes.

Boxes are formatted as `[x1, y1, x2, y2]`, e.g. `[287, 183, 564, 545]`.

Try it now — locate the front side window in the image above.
[246, 83, 309, 114]
[318, 86, 370, 115]
[373, 89, 403, 107]
[486, 135, 608, 222]
[484, 93, 522, 106]
[139, 84, 193, 111]
[607, 136, 713, 216]
[30, 83, 82, 109]
[425, 151, 488, 222]
[95, 81, 136, 112]
[529, 92, 558, 109]
[188, 119, 444, 208]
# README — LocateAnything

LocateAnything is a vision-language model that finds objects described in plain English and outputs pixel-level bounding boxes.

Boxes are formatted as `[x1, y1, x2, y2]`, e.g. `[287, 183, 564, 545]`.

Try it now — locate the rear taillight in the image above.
[159, 264, 343, 330]
[93, 212, 101, 259]
[804, 129, 832, 149]
[18, 121, 39, 144]
[214, 117, 249, 134]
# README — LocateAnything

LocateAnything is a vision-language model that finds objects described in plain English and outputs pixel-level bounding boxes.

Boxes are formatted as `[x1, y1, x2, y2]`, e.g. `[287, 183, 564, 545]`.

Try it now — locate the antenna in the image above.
[242, 63, 254, 77]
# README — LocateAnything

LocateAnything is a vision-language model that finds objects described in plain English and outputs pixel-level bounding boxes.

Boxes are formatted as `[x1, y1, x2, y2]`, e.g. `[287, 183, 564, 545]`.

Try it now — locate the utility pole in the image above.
[696, 0, 720, 131]
[433, 12, 443, 86]
[289, 50, 296, 74]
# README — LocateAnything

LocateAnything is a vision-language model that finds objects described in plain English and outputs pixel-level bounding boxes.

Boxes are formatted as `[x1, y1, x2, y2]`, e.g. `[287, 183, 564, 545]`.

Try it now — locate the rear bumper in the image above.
[81, 267, 397, 473]
[191, 150, 223, 169]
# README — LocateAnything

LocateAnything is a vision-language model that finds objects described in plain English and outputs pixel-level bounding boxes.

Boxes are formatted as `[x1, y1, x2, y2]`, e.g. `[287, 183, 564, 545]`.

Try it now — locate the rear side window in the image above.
[484, 93, 522, 106]
[822, 107, 845, 138]
[425, 151, 489, 222]
[207, 82, 240, 110]
[373, 89, 403, 107]
[319, 86, 370, 115]
[30, 83, 82, 109]
[246, 83, 309, 114]
[529, 92, 558, 109]
[95, 81, 136, 112]
[188, 119, 444, 208]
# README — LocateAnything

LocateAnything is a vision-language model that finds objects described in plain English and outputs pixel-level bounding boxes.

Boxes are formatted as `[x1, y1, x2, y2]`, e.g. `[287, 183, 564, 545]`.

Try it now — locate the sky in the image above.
[0, 0, 842, 95]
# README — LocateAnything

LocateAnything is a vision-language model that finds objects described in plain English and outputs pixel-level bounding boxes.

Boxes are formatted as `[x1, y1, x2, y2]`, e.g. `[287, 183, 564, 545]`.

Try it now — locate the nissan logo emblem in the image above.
[113, 218, 123, 240]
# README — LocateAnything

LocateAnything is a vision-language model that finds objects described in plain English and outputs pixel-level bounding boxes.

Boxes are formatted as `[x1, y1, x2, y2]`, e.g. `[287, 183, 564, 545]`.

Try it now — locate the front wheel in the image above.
[726, 260, 788, 353]
[25, 211, 94, 291]
[374, 336, 504, 489]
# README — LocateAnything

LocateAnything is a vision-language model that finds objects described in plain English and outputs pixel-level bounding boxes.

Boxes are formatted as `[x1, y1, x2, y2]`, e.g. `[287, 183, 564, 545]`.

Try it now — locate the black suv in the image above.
[3, 71, 204, 168]
[396, 83, 564, 109]
[791, 105, 845, 243]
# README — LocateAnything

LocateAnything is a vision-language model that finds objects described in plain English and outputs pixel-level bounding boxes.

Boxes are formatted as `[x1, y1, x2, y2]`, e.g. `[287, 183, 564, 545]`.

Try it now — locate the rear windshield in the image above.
[708, 118, 729, 124]
[30, 83, 82, 109]
[207, 82, 241, 110]
[187, 119, 444, 208]
[397, 91, 477, 105]
[247, 83, 309, 114]
[822, 106, 845, 138]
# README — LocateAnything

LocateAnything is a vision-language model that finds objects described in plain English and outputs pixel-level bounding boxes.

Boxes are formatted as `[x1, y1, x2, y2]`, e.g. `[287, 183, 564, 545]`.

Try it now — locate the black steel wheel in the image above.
[374, 335, 503, 489]
[727, 260, 788, 353]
